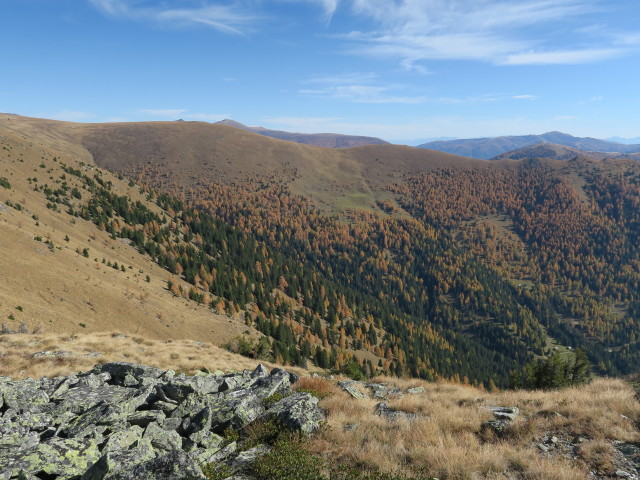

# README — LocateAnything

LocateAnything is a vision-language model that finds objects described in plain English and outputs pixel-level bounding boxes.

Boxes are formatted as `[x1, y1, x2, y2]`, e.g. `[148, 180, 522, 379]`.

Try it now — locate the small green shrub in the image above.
[223, 427, 240, 443]
[250, 438, 325, 480]
[223, 335, 271, 360]
[0, 177, 10, 189]
[510, 348, 591, 390]
[201, 463, 233, 480]
[242, 419, 285, 449]
[262, 392, 290, 409]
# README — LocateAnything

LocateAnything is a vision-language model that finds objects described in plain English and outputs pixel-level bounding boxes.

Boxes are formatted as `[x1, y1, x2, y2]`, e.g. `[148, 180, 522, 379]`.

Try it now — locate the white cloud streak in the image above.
[89, 0, 259, 35]
[301, 72, 427, 103]
[503, 48, 624, 65]
[341, 0, 637, 67]
[88, 0, 640, 64]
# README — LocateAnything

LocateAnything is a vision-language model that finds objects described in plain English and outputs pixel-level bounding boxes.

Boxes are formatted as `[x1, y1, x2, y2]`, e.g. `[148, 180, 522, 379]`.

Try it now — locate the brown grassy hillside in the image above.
[0, 118, 257, 344]
[0, 114, 483, 215]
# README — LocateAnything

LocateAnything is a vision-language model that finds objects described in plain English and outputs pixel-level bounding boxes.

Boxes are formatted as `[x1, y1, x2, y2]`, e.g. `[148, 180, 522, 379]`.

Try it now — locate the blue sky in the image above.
[2, 0, 640, 143]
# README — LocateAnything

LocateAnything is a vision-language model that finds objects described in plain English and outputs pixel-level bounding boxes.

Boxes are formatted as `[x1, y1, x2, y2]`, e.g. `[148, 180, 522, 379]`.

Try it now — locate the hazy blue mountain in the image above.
[419, 132, 640, 159]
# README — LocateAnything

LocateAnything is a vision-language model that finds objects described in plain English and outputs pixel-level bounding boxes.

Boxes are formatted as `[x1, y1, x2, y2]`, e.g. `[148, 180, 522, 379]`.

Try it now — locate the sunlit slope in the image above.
[0, 119, 253, 343]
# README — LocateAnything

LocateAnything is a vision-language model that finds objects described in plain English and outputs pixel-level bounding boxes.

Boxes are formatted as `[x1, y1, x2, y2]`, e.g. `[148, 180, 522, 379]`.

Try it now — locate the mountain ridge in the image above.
[214, 118, 389, 148]
[419, 131, 640, 159]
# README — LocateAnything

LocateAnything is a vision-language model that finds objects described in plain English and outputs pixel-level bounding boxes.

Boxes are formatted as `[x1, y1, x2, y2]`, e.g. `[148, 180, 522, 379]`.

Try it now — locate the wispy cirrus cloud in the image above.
[90, 0, 342, 33]
[503, 47, 624, 65]
[339, 0, 639, 68]
[89, 0, 260, 35]
[301, 73, 541, 104]
[300, 72, 426, 103]
[88, 1, 640, 64]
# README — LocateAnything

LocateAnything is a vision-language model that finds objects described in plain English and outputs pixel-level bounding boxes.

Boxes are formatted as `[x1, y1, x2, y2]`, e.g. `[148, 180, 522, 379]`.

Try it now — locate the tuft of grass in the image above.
[262, 392, 291, 409]
[250, 437, 325, 480]
[293, 376, 340, 399]
[201, 463, 233, 480]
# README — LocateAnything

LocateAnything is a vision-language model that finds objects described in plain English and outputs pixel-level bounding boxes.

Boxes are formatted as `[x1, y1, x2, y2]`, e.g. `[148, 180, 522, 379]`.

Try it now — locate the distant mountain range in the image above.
[419, 131, 640, 159]
[491, 142, 640, 161]
[215, 119, 388, 148]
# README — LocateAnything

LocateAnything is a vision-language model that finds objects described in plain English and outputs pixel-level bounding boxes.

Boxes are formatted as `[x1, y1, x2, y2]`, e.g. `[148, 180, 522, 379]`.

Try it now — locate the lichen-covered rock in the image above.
[102, 426, 144, 454]
[366, 383, 403, 399]
[3, 410, 54, 431]
[162, 375, 222, 402]
[251, 364, 270, 379]
[249, 370, 290, 399]
[100, 362, 164, 386]
[339, 381, 368, 399]
[193, 431, 224, 450]
[374, 401, 418, 421]
[205, 391, 264, 431]
[220, 372, 253, 392]
[1, 380, 50, 413]
[407, 387, 425, 394]
[127, 409, 166, 427]
[62, 402, 128, 438]
[81, 439, 156, 480]
[483, 406, 519, 421]
[0, 420, 40, 451]
[481, 419, 511, 437]
[113, 450, 206, 480]
[3, 437, 101, 478]
[193, 441, 237, 465]
[270, 367, 299, 385]
[262, 392, 324, 433]
[144, 421, 183, 452]
[228, 444, 271, 472]
[54, 385, 136, 415]
[1, 362, 324, 479]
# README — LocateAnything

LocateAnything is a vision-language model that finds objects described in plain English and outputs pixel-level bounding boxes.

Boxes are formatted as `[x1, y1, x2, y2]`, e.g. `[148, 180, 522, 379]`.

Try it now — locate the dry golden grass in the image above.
[293, 375, 342, 398]
[304, 376, 640, 480]
[0, 331, 306, 379]
[0, 124, 259, 346]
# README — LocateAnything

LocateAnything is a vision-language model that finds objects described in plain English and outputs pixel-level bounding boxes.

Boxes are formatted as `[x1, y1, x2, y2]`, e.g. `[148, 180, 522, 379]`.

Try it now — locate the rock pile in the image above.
[0, 362, 324, 479]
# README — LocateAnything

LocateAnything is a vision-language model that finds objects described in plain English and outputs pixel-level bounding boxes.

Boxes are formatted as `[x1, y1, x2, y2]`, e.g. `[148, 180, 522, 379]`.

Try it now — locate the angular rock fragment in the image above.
[374, 401, 418, 421]
[81, 439, 156, 480]
[102, 425, 144, 454]
[100, 362, 164, 386]
[261, 392, 324, 433]
[339, 381, 368, 399]
[144, 422, 183, 452]
[483, 406, 519, 421]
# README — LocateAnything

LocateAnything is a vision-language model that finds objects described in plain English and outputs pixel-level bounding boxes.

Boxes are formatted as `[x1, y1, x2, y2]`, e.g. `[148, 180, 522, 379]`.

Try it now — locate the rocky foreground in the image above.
[0, 362, 323, 479]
